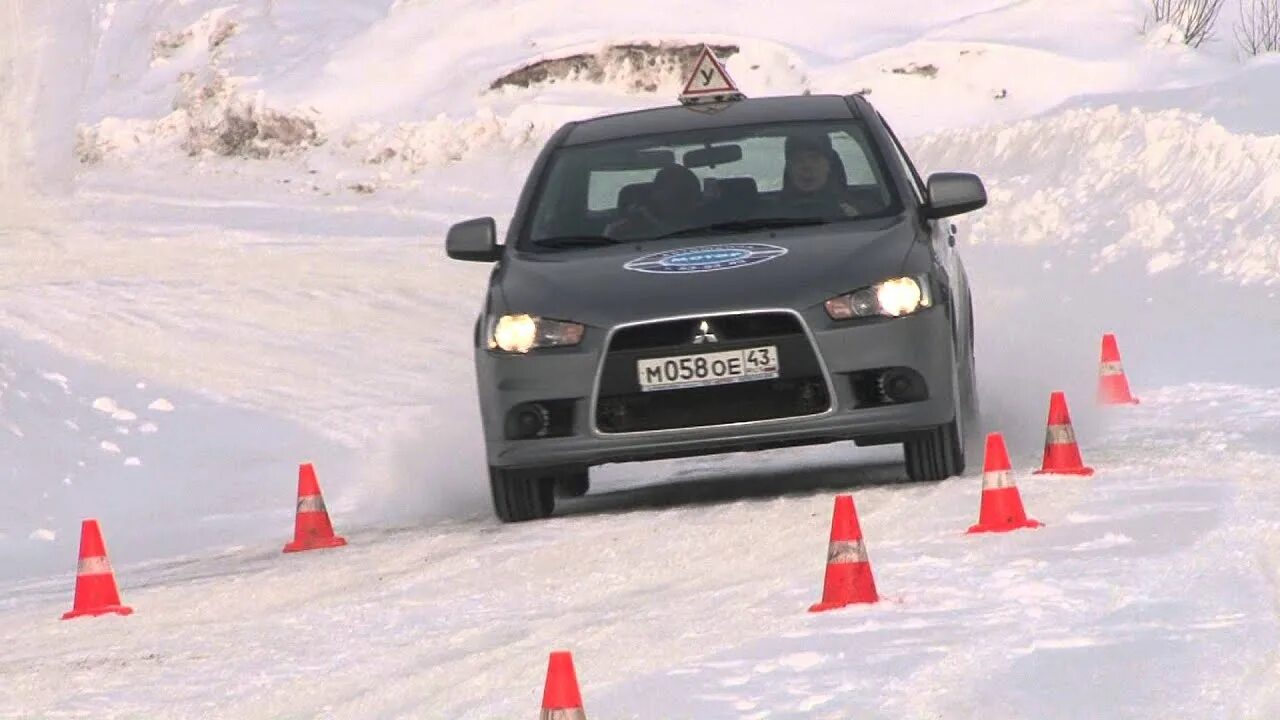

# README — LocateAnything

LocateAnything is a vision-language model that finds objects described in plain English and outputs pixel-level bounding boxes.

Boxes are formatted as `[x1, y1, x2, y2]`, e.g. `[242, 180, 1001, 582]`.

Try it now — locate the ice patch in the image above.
[139, 422, 159, 433]
[1066, 512, 1109, 523]
[91, 396, 120, 414]
[777, 652, 826, 672]
[40, 372, 70, 391]
[28, 529, 55, 542]
[1029, 636, 1111, 650]
[148, 398, 175, 412]
[797, 694, 833, 711]
[100, 440, 121, 454]
[1073, 533, 1134, 551]
[124, 457, 141, 466]
[64, 419, 79, 431]
[112, 409, 137, 421]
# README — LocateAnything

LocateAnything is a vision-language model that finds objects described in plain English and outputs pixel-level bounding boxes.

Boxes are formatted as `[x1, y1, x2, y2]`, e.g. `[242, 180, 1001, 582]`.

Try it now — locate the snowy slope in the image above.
[3, 0, 1280, 716]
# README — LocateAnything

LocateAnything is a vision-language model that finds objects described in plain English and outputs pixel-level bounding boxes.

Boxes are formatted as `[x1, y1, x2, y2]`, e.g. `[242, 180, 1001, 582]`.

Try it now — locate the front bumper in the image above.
[475, 304, 958, 470]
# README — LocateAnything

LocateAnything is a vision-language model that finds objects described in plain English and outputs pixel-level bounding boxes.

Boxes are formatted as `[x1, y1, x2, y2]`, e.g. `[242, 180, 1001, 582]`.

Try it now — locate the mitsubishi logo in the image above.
[692, 319, 719, 344]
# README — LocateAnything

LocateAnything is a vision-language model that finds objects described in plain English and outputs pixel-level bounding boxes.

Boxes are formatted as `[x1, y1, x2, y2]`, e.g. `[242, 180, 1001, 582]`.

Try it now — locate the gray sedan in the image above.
[447, 92, 987, 522]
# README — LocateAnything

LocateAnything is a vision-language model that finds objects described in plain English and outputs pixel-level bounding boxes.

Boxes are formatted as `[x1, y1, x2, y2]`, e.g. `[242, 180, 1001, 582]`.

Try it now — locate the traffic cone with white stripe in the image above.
[968, 433, 1042, 534]
[1097, 333, 1140, 405]
[62, 519, 133, 620]
[1033, 391, 1094, 476]
[540, 651, 587, 720]
[283, 462, 347, 553]
[809, 494, 878, 612]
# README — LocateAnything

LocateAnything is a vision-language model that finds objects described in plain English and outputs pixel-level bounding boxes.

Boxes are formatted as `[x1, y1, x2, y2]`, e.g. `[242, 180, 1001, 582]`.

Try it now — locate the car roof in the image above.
[560, 94, 863, 147]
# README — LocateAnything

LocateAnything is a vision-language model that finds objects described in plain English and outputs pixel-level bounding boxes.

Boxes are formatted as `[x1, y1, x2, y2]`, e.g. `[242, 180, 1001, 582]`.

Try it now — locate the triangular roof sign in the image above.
[679, 45, 744, 104]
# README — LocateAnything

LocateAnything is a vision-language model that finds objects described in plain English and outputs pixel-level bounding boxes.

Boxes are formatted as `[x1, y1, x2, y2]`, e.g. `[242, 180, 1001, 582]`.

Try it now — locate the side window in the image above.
[829, 132, 877, 185]
[878, 114, 927, 204]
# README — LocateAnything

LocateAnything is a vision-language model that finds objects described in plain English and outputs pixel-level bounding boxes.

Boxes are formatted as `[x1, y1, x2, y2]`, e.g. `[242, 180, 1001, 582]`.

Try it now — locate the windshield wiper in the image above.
[529, 235, 624, 249]
[656, 217, 831, 239]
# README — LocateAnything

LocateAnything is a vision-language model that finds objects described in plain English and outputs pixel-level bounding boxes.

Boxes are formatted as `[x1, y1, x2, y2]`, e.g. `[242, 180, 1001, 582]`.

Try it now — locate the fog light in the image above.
[878, 369, 927, 404]
[505, 403, 551, 439]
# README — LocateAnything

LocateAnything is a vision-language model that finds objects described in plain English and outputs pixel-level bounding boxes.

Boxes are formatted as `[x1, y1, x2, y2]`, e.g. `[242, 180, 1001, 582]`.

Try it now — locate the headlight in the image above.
[488, 314, 585, 353]
[825, 275, 933, 320]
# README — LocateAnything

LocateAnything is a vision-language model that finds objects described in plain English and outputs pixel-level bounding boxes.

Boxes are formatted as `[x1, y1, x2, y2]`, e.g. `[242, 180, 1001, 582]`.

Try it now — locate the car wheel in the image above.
[904, 326, 970, 482]
[554, 469, 590, 498]
[963, 293, 982, 450]
[489, 466, 555, 522]
[904, 418, 964, 483]
[960, 341, 982, 454]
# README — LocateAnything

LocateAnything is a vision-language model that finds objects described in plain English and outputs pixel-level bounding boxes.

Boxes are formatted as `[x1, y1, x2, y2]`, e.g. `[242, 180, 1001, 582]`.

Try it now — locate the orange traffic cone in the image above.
[968, 433, 1042, 534]
[540, 651, 587, 720]
[283, 462, 347, 553]
[1033, 391, 1094, 476]
[62, 519, 133, 620]
[809, 495, 878, 612]
[1097, 333, 1140, 405]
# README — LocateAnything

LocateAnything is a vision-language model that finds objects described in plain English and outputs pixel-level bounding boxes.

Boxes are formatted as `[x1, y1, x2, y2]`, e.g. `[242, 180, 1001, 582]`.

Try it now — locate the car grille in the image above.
[594, 312, 831, 433]
[608, 313, 806, 351]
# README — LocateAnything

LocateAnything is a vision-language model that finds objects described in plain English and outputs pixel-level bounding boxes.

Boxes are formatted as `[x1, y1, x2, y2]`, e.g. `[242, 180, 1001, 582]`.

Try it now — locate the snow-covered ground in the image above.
[3, 0, 1280, 716]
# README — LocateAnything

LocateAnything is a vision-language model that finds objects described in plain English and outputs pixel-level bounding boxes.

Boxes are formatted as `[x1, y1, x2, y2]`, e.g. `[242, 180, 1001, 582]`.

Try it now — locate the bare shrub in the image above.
[209, 18, 238, 50]
[176, 72, 321, 158]
[889, 62, 938, 78]
[1235, 0, 1280, 55]
[151, 29, 193, 61]
[1149, 0, 1228, 47]
[491, 43, 740, 93]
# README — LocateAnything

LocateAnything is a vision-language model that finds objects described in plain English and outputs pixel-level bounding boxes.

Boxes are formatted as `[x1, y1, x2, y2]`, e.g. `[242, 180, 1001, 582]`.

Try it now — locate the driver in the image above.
[781, 132, 861, 218]
[606, 163, 703, 239]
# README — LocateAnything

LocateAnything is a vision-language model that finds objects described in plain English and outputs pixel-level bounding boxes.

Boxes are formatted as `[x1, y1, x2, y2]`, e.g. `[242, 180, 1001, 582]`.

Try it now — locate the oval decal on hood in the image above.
[623, 243, 788, 274]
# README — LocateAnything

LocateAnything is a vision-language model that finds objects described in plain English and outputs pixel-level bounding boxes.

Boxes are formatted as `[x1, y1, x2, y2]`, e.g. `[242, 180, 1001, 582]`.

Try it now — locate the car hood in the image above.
[495, 218, 918, 327]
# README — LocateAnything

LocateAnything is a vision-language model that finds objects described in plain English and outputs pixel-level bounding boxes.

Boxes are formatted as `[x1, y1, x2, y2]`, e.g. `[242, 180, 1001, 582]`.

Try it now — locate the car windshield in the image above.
[521, 119, 902, 250]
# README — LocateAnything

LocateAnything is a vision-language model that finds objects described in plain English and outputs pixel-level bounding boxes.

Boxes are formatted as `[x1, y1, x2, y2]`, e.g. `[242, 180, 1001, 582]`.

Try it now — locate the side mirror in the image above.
[924, 172, 987, 219]
[446, 217, 502, 262]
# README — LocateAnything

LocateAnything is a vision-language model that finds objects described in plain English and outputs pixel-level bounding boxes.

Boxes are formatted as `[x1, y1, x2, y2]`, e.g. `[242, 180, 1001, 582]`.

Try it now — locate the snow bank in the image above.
[913, 106, 1280, 286]
[67, 0, 1241, 170]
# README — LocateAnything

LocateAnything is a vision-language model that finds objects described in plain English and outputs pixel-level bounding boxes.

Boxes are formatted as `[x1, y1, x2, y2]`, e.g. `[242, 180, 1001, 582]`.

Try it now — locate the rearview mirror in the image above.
[924, 172, 987, 219]
[446, 217, 502, 262]
[683, 144, 742, 169]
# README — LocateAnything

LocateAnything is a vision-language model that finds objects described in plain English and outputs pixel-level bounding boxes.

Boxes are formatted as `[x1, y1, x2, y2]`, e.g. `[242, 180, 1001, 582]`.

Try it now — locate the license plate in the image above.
[636, 346, 780, 392]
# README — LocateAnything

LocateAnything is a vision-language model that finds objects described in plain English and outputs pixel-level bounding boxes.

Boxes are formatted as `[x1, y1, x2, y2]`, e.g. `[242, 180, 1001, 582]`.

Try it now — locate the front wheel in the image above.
[904, 417, 965, 482]
[489, 466, 555, 523]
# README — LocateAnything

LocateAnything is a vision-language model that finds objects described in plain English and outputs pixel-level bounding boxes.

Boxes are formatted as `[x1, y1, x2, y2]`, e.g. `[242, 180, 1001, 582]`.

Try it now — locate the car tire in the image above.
[962, 291, 982, 451]
[904, 320, 971, 482]
[904, 418, 964, 483]
[489, 466, 555, 522]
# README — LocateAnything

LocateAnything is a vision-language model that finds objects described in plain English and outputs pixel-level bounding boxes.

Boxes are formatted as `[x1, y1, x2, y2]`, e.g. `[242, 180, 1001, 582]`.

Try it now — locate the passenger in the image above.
[606, 164, 703, 239]
[781, 132, 861, 218]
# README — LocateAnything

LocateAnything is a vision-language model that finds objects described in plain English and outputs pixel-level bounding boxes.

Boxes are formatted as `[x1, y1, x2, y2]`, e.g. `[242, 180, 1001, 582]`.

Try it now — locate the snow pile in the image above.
[489, 42, 745, 93]
[915, 106, 1280, 285]
[65, 0, 1247, 172]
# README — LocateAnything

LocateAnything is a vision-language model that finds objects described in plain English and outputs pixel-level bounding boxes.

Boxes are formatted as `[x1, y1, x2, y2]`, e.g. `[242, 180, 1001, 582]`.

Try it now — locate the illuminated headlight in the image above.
[488, 314, 585, 353]
[825, 275, 933, 320]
